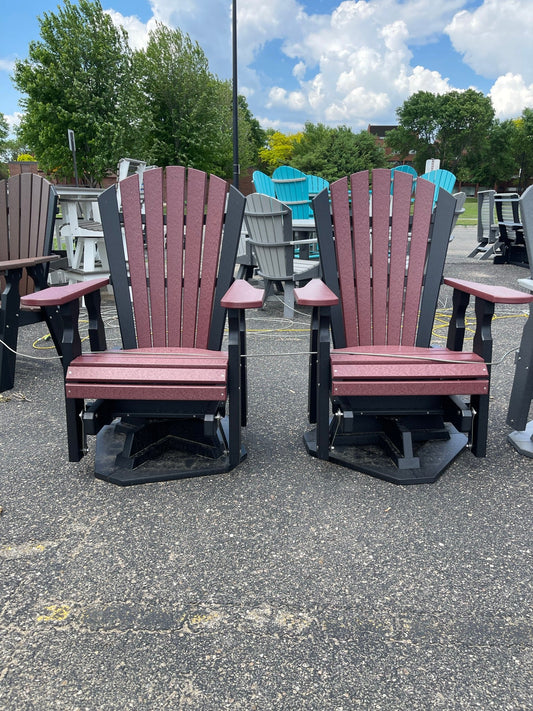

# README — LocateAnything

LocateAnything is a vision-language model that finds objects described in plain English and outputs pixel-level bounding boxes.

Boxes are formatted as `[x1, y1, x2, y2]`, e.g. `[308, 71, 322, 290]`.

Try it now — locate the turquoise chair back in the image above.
[252, 170, 276, 198]
[419, 169, 456, 206]
[272, 166, 313, 219]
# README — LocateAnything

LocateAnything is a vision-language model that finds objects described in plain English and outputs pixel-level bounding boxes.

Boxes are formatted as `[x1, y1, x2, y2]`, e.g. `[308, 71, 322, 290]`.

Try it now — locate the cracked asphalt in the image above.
[0, 226, 531, 710]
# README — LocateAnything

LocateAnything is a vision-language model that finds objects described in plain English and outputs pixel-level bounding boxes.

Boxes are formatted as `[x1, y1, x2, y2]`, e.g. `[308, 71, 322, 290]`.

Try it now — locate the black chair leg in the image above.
[0, 269, 22, 392]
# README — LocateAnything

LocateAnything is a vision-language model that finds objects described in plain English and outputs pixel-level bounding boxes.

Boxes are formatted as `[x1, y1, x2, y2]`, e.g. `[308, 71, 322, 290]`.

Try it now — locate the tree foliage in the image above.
[259, 130, 302, 171]
[12, 3, 262, 183]
[132, 24, 262, 179]
[0, 113, 10, 179]
[292, 123, 387, 181]
[512, 109, 533, 192]
[386, 89, 494, 175]
[13, 0, 139, 185]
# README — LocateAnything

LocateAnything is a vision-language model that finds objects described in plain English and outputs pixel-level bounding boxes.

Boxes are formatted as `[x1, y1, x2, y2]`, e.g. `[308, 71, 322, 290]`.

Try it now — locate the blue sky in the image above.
[2, 0, 533, 136]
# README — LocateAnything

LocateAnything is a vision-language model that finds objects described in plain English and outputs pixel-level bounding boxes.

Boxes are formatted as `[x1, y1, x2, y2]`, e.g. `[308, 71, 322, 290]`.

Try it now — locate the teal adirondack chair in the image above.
[419, 169, 456, 206]
[272, 166, 313, 219]
[306, 174, 330, 199]
[391, 165, 417, 195]
[252, 170, 276, 198]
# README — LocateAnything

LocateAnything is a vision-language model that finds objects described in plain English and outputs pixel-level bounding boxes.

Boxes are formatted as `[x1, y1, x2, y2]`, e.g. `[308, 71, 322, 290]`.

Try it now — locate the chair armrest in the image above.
[289, 238, 318, 246]
[444, 278, 533, 304]
[0, 254, 60, 271]
[20, 277, 110, 307]
[221, 279, 264, 309]
[294, 279, 339, 306]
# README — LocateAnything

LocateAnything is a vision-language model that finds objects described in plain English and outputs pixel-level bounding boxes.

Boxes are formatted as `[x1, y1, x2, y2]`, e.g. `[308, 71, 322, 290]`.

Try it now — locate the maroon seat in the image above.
[295, 169, 533, 484]
[22, 167, 263, 485]
[0, 173, 62, 391]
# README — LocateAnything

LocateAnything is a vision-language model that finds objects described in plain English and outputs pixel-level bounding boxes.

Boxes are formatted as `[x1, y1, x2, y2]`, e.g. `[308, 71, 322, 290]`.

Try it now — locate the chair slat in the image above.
[7, 174, 21, 259]
[0, 180, 8, 262]
[68, 348, 227, 368]
[196, 174, 227, 349]
[143, 168, 167, 346]
[370, 169, 391, 344]
[66, 383, 227, 401]
[351, 171, 372, 345]
[122, 173, 151, 347]
[28, 174, 42, 259]
[182, 169, 207, 347]
[68, 365, 227, 384]
[332, 379, 488, 397]
[388, 171, 413, 343]
[19, 174, 32, 260]
[331, 177, 358, 345]
[165, 166, 186, 347]
[402, 177, 434, 344]
[333, 363, 488, 379]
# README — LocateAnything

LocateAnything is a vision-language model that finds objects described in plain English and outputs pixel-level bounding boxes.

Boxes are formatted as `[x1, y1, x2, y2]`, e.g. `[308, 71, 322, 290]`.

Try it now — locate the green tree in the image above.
[13, 0, 139, 184]
[437, 89, 494, 170]
[237, 94, 266, 170]
[258, 130, 302, 172]
[0, 113, 9, 179]
[134, 23, 258, 179]
[292, 123, 386, 181]
[386, 90, 495, 175]
[386, 91, 440, 172]
[513, 109, 533, 192]
[460, 119, 518, 188]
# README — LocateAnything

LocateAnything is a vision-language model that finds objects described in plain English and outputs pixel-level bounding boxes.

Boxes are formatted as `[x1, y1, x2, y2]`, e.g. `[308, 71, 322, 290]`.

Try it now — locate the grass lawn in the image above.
[457, 197, 477, 226]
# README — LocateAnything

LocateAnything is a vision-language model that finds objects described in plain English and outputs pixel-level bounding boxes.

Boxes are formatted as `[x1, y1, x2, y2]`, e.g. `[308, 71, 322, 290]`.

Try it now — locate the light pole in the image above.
[232, 0, 239, 188]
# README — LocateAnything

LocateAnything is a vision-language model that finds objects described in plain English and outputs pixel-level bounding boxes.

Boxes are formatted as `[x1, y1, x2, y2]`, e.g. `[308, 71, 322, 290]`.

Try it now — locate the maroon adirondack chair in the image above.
[295, 169, 533, 484]
[0, 173, 63, 392]
[22, 166, 263, 485]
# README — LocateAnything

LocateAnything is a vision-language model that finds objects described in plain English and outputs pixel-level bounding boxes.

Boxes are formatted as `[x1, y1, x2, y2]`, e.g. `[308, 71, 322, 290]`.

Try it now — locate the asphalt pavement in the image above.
[0, 226, 531, 710]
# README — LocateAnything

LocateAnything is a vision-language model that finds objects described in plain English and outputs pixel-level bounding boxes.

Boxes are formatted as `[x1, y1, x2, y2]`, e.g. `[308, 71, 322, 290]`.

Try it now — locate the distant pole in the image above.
[67, 129, 78, 186]
[232, 0, 239, 189]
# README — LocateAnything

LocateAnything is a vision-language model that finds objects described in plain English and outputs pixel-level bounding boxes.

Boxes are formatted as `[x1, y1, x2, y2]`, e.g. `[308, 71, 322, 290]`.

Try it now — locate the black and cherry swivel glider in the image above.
[22, 167, 263, 485]
[295, 169, 533, 484]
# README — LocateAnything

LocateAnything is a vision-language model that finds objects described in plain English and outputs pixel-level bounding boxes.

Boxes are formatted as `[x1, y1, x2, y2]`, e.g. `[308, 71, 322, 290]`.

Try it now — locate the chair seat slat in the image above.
[333, 363, 488, 379]
[67, 365, 227, 384]
[332, 379, 489, 397]
[66, 383, 227, 400]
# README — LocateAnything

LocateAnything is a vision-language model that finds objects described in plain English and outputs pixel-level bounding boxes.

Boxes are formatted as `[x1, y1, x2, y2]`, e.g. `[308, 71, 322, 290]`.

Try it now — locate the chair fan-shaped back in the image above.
[0, 173, 57, 297]
[100, 166, 236, 353]
[252, 170, 276, 197]
[320, 169, 454, 349]
[272, 165, 312, 219]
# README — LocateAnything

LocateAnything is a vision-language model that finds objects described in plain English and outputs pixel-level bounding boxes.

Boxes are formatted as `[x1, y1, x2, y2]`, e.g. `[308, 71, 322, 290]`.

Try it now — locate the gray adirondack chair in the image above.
[450, 192, 466, 239]
[468, 190, 500, 259]
[507, 184, 533, 455]
[244, 193, 320, 318]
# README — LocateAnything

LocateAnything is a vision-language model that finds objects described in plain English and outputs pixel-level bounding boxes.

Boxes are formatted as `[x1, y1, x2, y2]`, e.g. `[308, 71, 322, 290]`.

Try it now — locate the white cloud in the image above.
[263, 0, 465, 129]
[490, 73, 533, 120]
[268, 87, 308, 111]
[0, 58, 15, 73]
[99, 0, 533, 132]
[104, 10, 158, 51]
[446, 0, 533, 83]
[4, 112, 23, 134]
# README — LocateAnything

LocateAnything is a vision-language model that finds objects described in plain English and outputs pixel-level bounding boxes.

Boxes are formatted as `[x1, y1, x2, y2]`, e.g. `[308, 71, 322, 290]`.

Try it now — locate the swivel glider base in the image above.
[94, 417, 246, 486]
[507, 421, 533, 458]
[303, 423, 468, 485]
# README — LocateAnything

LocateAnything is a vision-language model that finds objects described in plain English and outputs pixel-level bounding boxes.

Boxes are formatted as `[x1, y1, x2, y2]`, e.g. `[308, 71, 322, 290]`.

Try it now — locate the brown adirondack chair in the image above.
[0, 173, 63, 392]
[294, 169, 533, 484]
[21, 166, 263, 485]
